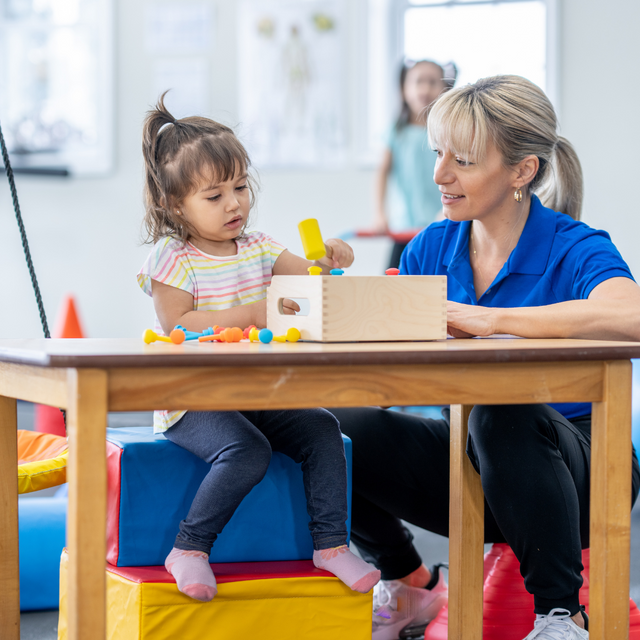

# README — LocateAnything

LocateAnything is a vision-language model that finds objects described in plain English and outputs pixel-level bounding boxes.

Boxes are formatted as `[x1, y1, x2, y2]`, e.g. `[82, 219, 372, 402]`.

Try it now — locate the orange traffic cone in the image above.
[424, 543, 640, 640]
[34, 295, 86, 436]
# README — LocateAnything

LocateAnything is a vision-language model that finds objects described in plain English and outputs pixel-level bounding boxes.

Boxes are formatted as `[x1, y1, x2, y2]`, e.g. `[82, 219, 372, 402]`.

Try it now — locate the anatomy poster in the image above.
[238, 0, 347, 167]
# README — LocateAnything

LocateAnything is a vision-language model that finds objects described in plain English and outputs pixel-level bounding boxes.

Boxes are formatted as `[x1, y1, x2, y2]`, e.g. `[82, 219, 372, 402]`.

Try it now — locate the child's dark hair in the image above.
[395, 59, 456, 132]
[142, 92, 256, 244]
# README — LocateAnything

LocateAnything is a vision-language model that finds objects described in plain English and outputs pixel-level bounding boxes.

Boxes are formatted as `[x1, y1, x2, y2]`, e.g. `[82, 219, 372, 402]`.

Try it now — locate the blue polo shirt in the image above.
[400, 194, 634, 420]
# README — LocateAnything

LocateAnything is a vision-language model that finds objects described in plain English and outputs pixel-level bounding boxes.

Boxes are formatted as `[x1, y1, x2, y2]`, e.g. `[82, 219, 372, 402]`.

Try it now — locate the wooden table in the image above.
[1, 337, 640, 640]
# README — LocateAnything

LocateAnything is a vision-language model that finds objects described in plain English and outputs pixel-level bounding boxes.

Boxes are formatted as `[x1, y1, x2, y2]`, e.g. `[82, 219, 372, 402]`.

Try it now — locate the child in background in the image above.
[137, 95, 379, 602]
[373, 60, 455, 269]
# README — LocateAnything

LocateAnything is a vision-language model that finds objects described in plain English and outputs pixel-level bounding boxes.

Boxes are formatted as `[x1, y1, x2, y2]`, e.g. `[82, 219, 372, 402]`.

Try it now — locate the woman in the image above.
[334, 75, 640, 640]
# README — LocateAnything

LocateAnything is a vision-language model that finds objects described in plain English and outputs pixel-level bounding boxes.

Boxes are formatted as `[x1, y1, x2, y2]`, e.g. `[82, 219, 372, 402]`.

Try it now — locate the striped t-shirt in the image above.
[137, 231, 286, 432]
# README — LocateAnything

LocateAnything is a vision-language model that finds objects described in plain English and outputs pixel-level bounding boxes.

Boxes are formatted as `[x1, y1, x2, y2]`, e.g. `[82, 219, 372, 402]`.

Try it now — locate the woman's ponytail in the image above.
[536, 136, 584, 221]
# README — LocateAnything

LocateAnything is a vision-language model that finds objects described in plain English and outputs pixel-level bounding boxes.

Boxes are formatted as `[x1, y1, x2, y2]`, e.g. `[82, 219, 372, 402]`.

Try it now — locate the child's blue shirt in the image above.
[400, 194, 635, 420]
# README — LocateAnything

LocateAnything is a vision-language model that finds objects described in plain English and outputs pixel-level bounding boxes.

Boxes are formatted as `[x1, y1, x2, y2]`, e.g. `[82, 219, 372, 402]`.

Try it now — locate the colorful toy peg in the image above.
[143, 329, 172, 344]
[243, 325, 257, 339]
[273, 327, 302, 343]
[307, 266, 323, 276]
[298, 218, 327, 261]
[248, 327, 261, 342]
[385, 268, 400, 276]
[330, 268, 344, 276]
[258, 328, 274, 344]
[224, 327, 244, 342]
[199, 327, 243, 343]
[174, 325, 213, 341]
[169, 328, 186, 344]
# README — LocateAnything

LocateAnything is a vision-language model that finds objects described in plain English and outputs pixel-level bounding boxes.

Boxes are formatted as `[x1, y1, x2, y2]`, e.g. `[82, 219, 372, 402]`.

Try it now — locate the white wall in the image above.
[1, 0, 639, 338]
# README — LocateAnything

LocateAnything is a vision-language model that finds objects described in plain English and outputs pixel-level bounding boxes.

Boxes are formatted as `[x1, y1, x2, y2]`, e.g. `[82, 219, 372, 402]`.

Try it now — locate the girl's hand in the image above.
[447, 301, 498, 338]
[322, 239, 354, 269]
[282, 298, 300, 315]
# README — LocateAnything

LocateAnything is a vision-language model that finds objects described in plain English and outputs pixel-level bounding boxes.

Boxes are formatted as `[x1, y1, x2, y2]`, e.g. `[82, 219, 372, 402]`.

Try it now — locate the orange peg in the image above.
[222, 327, 243, 342]
[169, 328, 186, 344]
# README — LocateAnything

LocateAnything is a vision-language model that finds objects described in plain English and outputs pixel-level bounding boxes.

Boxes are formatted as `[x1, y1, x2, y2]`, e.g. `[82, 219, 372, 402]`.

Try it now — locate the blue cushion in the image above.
[19, 497, 67, 611]
[107, 427, 351, 567]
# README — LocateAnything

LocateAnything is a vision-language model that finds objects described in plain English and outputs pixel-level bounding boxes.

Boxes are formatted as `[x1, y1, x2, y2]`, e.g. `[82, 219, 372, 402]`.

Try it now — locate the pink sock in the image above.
[313, 545, 381, 593]
[165, 548, 217, 602]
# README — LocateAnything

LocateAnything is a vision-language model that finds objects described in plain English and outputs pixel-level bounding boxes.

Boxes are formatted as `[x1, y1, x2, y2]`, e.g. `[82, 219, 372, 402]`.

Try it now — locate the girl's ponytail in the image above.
[142, 93, 179, 242]
[536, 136, 584, 221]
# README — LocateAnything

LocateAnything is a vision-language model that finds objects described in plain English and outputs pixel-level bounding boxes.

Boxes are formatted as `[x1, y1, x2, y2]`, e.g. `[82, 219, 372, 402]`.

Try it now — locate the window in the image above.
[0, 0, 114, 176]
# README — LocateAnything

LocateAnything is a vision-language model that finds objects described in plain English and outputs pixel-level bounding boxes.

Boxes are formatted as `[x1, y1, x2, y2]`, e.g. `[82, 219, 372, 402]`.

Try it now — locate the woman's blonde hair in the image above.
[428, 75, 583, 220]
[142, 92, 256, 244]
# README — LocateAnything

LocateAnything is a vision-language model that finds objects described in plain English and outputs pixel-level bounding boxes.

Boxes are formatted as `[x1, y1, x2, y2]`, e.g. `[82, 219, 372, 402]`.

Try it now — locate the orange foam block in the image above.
[58, 550, 372, 640]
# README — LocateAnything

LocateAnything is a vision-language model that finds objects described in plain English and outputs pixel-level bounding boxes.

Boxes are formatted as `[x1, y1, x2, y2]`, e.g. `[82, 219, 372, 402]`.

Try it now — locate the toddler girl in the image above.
[137, 95, 380, 602]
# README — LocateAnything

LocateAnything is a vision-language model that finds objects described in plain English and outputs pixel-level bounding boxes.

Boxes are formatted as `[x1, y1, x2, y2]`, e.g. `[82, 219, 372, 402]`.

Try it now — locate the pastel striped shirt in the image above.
[137, 231, 286, 432]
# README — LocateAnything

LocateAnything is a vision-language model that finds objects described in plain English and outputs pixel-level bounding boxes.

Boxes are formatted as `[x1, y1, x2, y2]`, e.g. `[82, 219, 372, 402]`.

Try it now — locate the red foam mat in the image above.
[106, 559, 333, 584]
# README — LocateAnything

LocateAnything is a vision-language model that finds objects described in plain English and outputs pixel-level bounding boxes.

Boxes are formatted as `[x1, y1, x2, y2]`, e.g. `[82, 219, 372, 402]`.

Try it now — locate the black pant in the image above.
[388, 242, 409, 270]
[330, 404, 640, 616]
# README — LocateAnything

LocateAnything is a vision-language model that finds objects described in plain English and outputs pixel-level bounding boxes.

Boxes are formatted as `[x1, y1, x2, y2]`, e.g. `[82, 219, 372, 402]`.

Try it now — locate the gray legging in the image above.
[329, 404, 640, 616]
[163, 408, 349, 554]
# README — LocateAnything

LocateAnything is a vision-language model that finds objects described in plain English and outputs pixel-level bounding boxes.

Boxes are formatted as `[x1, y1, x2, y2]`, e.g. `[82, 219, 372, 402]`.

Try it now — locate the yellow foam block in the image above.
[58, 550, 372, 640]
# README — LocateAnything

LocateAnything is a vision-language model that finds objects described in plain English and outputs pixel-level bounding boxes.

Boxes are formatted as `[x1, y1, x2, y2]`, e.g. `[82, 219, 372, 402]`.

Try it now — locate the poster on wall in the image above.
[237, 0, 347, 168]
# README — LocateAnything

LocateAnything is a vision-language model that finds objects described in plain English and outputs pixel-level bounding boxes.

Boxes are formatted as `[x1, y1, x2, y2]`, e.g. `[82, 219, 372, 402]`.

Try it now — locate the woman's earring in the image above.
[514, 188, 523, 203]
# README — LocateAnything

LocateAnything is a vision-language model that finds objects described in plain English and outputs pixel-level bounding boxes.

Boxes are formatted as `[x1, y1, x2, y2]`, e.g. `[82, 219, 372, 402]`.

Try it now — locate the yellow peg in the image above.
[248, 327, 261, 342]
[143, 329, 172, 344]
[307, 266, 323, 276]
[273, 328, 302, 343]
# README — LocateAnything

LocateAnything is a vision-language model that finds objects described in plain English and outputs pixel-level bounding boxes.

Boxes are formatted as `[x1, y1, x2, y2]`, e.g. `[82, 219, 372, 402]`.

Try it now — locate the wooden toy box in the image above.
[267, 275, 447, 342]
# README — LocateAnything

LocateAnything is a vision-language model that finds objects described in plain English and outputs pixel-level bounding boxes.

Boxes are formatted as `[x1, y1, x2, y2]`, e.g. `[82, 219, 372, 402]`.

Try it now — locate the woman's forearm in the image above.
[494, 299, 640, 341]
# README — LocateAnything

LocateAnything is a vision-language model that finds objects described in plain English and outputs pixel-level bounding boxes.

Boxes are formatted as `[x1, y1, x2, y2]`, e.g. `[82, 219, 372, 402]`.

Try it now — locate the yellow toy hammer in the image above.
[298, 218, 333, 261]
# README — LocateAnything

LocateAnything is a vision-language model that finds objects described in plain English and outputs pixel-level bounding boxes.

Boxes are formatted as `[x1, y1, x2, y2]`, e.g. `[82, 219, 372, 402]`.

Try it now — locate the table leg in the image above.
[589, 360, 632, 640]
[66, 370, 108, 640]
[448, 404, 483, 640]
[0, 395, 19, 640]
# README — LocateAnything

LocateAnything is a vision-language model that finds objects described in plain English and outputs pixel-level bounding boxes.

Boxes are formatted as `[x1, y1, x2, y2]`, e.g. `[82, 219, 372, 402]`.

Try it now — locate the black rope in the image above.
[0, 118, 67, 429]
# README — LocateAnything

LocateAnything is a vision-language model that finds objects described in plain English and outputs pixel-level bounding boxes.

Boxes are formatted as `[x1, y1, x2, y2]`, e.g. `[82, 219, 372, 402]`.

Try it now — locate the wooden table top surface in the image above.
[1, 337, 640, 368]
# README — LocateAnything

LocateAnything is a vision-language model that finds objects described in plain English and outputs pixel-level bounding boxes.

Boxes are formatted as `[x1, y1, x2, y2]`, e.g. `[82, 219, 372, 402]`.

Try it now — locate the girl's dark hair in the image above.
[395, 59, 456, 132]
[142, 92, 256, 244]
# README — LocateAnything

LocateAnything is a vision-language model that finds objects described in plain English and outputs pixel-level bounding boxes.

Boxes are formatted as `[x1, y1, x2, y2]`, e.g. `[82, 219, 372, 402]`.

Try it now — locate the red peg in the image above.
[385, 268, 400, 275]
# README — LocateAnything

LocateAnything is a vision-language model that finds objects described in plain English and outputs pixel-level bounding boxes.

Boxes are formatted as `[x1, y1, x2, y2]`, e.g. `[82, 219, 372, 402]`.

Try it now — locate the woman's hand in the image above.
[447, 301, 499, 338]
[322, 239, 355, 269]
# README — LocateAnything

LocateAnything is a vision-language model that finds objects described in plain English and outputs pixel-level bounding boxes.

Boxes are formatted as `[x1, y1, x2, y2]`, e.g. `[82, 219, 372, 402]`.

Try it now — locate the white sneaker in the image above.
[523, 608, 589, 639]
[372, 564, 448, 640]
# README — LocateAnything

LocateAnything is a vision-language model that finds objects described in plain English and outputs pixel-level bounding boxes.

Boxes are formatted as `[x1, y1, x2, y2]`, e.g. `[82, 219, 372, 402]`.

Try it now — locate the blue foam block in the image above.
[106, 427, 352, 567]
[19, 497, 67, 611]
